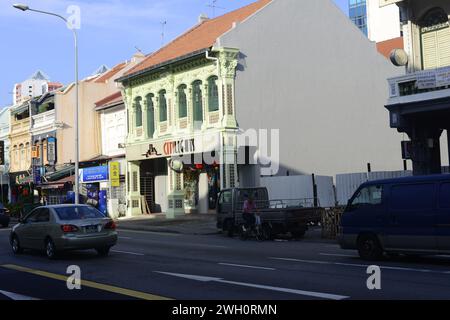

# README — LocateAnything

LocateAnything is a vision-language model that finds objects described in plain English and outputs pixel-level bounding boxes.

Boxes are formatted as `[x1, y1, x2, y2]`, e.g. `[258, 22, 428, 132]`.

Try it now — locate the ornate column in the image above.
[126, 161, 141, 217]
[142, 96, 149, 139]
[166, 159, 185, 219]
[218, 48, 239, 129]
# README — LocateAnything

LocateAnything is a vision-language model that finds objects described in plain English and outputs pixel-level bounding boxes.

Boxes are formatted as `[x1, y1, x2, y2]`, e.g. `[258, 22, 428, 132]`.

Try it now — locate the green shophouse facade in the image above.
[119, 48, 241, 217]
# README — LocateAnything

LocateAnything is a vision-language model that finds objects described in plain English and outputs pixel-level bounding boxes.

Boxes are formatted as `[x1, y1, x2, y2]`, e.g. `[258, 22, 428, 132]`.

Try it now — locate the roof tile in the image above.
[123, 0, 272, 78]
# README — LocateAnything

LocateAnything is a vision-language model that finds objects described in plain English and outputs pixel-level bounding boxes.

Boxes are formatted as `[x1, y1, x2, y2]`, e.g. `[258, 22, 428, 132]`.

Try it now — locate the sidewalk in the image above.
[115, 213, 219, 235]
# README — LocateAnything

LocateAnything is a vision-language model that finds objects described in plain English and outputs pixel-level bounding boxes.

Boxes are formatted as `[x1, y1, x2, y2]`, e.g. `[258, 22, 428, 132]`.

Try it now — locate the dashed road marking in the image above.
[218, 263, 275, 271]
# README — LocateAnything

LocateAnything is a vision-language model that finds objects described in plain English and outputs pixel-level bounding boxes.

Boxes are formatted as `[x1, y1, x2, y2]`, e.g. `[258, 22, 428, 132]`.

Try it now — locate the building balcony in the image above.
[387, 66, 450, 106]
[10, 118, 30, 136]
[31, 109, 56, 134]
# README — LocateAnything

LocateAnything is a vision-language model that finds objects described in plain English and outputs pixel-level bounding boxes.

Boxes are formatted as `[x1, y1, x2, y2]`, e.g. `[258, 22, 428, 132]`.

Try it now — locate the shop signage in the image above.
[142, 144, 162, 158]
[163, 138, 195, 156]
[81, 166, 109, 183]
[33, 166, 41, 185]
[109, 162, 120, 187]
[127, 133, 220, 162]
[47, 137, 56, 165]
[0, 141, 4, 166]
[417, 66, 450, 89]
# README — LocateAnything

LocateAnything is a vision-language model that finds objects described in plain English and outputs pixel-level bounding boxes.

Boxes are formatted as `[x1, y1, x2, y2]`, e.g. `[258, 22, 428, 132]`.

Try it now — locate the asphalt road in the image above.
[1, 226, 450, 300]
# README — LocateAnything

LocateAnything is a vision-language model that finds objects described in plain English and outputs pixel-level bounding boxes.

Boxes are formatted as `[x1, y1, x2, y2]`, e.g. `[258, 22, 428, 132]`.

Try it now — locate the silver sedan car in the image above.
[10, 205, 118, 259]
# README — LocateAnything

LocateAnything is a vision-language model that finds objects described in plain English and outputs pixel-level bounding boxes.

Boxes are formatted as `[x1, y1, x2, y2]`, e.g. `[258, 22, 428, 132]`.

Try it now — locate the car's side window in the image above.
[218, 191, 232, 213]
[351, 185, 383, 207]
[26, 209, 41, 223]
[36, 209, 50, 223]
[221, 191, 232, 204]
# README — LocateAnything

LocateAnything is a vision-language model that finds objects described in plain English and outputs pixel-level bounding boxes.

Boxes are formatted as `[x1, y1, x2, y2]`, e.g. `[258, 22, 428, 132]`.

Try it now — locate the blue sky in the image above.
[0, 0, 349, 107]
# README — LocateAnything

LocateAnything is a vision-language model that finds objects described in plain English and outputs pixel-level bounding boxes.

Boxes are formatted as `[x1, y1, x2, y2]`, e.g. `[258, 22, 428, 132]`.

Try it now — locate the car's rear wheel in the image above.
[96, 246, 111, 257]
[11, 235, 23, 254]
[45, 238, 57, 260]
[357, 234, 383, 261]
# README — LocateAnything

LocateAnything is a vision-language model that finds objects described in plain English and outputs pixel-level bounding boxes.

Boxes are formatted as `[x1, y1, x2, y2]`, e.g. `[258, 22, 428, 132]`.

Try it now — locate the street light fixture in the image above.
[12, 4, 29, 11]
[13, 3, 80, 204]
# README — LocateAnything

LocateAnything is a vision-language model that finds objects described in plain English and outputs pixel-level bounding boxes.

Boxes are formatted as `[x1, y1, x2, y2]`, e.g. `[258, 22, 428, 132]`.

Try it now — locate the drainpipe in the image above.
[205, 49, 220, 77]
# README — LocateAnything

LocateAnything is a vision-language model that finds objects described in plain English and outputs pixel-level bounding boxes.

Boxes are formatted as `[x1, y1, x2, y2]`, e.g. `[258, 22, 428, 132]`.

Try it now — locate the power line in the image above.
[206, 0, 225, 18]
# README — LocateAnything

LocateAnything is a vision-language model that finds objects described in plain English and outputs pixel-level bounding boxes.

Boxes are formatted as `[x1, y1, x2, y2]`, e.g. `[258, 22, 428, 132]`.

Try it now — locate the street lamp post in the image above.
[13, 4, 80, 204]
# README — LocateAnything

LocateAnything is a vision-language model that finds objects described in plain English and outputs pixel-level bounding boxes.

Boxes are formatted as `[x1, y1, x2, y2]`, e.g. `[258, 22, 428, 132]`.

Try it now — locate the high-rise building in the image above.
[349, 0, 401, 42]
[12, 70, 63, 105]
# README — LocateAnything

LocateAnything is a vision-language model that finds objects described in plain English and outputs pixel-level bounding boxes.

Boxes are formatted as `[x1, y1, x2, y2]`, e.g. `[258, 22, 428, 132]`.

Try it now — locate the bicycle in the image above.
[239, 218, 271, 241]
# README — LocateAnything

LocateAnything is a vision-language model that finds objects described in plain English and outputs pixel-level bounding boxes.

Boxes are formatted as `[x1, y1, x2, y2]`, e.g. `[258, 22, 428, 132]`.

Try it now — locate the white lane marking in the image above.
[154, 271, 348, 300]
[119, 236, 133, 240]
[111, 250, 145, 256]
[218, 263, 275, 271]
[0, 290, 40, 300]
[0, 228, 11, 232]
[319, 253, 357, 258]
[269, 257, 439, 274]
[117, 229, 180, 236]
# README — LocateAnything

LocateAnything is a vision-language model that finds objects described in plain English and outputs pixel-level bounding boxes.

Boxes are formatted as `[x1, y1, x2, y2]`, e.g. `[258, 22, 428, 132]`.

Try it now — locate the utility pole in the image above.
[207, 0, 224, 18]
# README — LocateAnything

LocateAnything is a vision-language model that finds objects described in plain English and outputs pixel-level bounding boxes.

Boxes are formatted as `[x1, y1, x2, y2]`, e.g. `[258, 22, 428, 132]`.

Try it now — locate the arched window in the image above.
[420, 7, 450, 70]
[19, 144, 24, 166]
[178, 85, 187, 118]
[25, 142, 30, 165]
[208, 76, 219, 112]
[146, 93, 155, 138]
[134, 97, 143, 127]
[192, 80, 203, 123]
[420, 8, 448, 29]
[13, 145, 17, 165]
[159, 90, 167, 122]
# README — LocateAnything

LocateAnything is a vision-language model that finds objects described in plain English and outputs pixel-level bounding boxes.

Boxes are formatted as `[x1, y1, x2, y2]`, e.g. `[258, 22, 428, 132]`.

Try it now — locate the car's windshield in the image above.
[55, 206, 105, 221]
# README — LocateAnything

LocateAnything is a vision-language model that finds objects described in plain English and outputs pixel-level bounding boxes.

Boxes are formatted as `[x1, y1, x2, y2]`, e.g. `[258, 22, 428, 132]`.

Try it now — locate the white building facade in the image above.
[350, 0, 402, 42]
[0, 107, 11, 202]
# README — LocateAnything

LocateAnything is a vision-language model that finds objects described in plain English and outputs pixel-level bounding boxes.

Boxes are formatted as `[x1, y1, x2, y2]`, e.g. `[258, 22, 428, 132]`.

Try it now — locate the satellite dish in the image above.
[169, 159, 184, 173]
[390, 49, 408, 67]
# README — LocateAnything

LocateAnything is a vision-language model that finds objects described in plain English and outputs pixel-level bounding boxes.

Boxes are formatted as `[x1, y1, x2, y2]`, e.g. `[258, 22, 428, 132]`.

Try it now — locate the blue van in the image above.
[338, 174, 450, 260]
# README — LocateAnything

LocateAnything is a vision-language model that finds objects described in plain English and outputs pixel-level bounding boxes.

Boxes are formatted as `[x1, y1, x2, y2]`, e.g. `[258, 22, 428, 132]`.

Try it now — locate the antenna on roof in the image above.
[134, 46, 143, 54]
[160, 21, 167, 47]
[206, 0, 224, 18]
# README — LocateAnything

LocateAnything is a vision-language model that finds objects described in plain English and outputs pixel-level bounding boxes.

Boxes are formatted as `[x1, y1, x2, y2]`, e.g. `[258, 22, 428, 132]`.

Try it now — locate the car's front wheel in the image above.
[96, 246, 111, 257]
[357, 234, 383, 261]
[45, 238, 57, 260]
[11, 235, 23, 254]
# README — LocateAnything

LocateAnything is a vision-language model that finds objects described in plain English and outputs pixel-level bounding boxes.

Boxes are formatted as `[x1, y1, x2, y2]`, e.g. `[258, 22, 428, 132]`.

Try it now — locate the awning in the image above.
[45, 164, 75, 182]
[39, 175, 74, 190]
[11, 103, 29, 116]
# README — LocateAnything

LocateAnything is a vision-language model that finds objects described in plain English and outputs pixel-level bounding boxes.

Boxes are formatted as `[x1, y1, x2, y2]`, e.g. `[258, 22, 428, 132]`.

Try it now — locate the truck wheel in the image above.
[224, 220, 234, 237]
[357, 234, 383, 261]
[291, 229, 306, 239]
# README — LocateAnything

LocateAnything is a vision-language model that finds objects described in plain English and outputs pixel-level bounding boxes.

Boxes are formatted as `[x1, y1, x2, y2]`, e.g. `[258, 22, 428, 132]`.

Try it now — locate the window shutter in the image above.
[437, 28, 450, 67]
[422, 32, 438, 69]
[422, 27, 450, 70]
